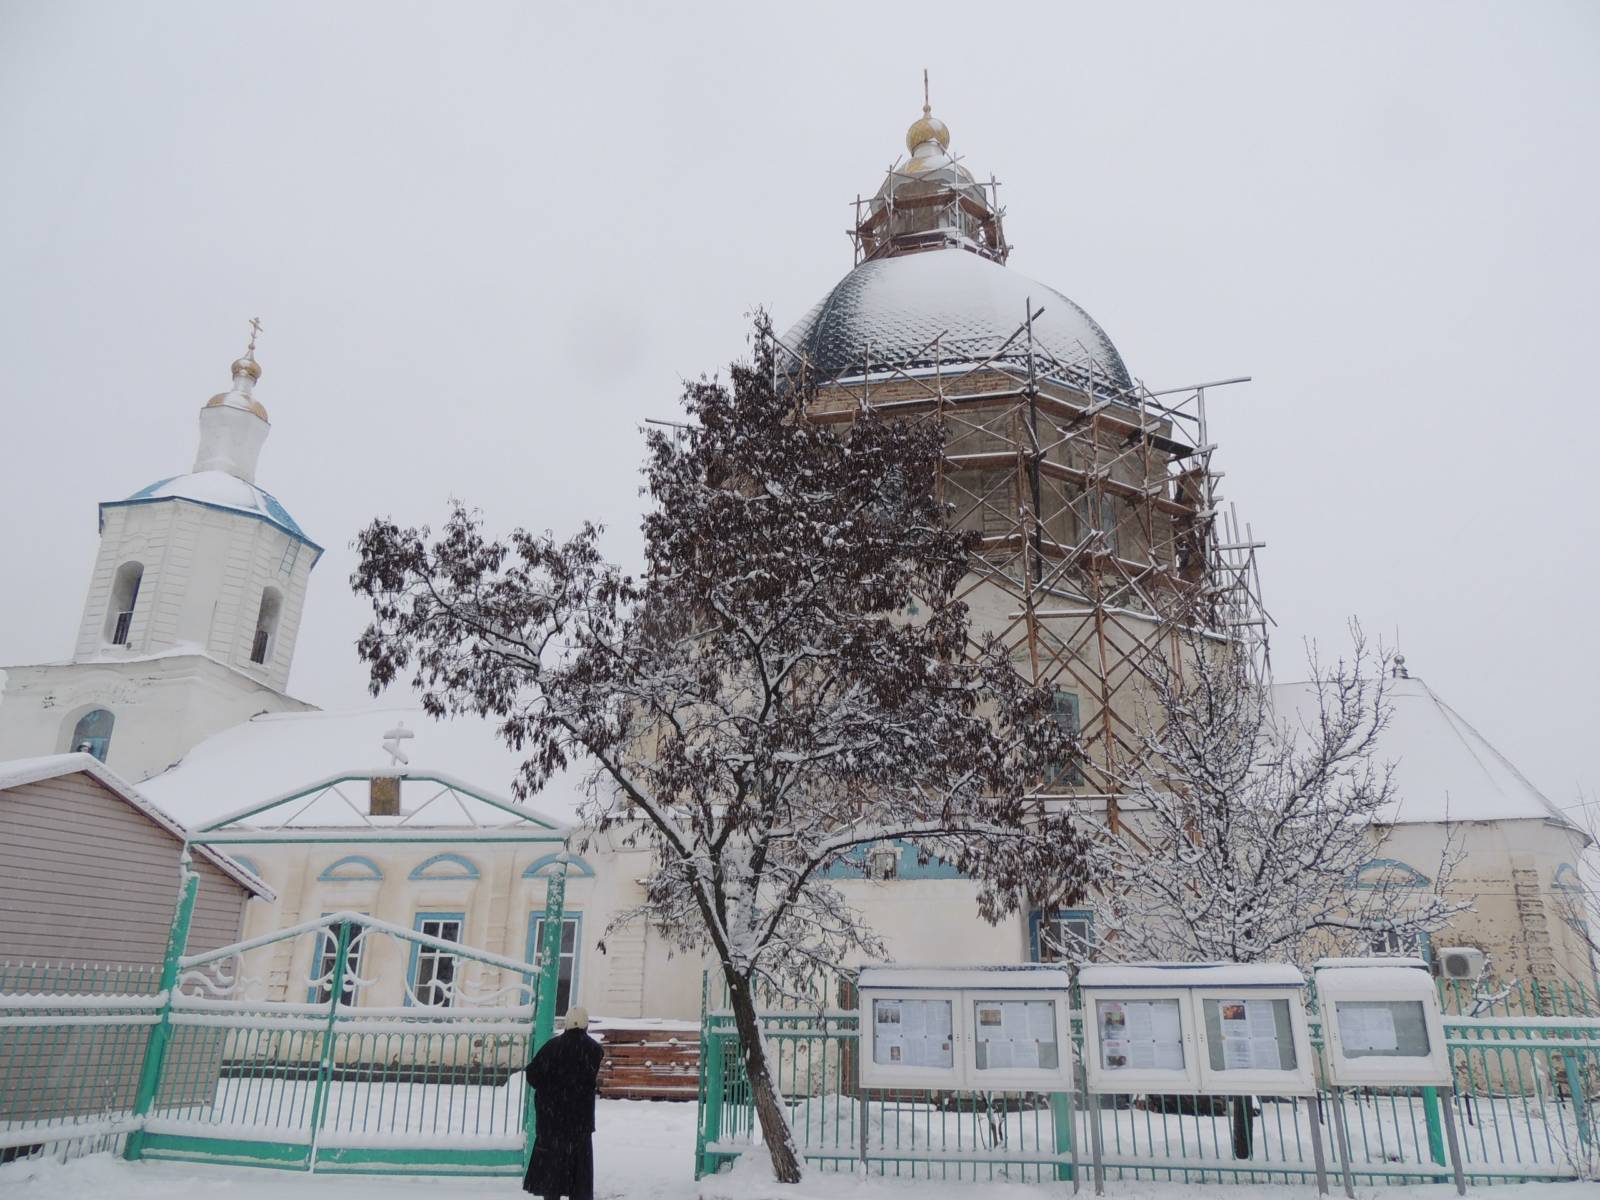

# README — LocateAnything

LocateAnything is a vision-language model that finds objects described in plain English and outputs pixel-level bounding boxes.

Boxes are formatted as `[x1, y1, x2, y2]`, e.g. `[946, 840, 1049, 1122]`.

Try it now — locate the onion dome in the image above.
[782, 249, 1133, 390]
[192, 321, 274, 485]
[786, 94, 1133, 393]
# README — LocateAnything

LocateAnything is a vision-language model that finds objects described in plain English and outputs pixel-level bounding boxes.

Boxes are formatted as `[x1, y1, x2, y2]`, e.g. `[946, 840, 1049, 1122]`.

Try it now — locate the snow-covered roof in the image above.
[858, 964, 1072, 991]
[780, 249, 1133, 392]
[1268, 675, 1569, 827]
[1312, 961, 1437, 996]
[140, 706, 577, 829]
[0, 752, 273, 900]
[1078, 963, 1305, 989]
[104, 470, 320, 553]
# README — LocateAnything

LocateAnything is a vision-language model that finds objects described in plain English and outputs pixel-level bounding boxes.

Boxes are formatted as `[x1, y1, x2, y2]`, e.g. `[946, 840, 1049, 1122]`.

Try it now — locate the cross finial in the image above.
[246, 317, 263, 358]
[923, 68, 931, 115]
[382, 722, 414, 766]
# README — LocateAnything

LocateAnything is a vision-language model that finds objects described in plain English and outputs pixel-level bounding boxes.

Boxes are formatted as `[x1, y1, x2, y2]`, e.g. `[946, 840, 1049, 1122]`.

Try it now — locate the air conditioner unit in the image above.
[1438, 946, 1486, 981]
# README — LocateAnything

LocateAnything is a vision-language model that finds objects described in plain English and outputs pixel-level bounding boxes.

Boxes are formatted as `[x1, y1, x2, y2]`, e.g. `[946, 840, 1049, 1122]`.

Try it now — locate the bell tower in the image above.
[0, 324, 321, 780]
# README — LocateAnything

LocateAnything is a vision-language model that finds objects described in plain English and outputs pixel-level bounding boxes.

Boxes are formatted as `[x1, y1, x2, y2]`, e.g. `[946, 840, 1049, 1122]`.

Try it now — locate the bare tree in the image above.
[1070, 626, 1466, 967]
[351, 322, 1091, 1182]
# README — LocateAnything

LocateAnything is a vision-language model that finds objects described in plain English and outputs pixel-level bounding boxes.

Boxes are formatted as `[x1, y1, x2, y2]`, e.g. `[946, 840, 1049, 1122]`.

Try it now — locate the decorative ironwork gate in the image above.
[2, 855, 573, 1176]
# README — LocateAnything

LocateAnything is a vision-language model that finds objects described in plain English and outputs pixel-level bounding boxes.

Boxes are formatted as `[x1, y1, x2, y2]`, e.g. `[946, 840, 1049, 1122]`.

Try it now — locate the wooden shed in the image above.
[0, 752, 271, 969]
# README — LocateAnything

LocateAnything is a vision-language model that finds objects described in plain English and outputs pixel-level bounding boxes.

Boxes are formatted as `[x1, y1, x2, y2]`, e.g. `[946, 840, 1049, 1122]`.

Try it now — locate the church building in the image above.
[0, 333, 319, 781]
[0, 101, 1592, 1022]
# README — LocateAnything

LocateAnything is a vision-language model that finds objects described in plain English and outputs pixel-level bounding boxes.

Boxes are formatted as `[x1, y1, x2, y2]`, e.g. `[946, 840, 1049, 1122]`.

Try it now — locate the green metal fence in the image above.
[1, 855, 573, 1175]
[695, 974, 1600, 1186]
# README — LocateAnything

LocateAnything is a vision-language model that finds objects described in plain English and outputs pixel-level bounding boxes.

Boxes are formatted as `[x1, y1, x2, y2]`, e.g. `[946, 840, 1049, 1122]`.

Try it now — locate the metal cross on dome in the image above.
[381, 722, 414, 766]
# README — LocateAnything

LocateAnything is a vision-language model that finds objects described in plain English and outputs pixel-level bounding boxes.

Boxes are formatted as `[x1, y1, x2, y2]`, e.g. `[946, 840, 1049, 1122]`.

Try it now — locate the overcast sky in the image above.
[2, 1, 1596, 812]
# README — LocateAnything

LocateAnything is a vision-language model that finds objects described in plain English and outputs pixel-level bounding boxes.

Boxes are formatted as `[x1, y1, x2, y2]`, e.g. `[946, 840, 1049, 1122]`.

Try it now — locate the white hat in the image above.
[564, 1006, 590, 1030]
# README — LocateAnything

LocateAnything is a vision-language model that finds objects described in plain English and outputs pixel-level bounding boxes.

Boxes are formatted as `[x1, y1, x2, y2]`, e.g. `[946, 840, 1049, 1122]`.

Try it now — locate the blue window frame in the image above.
[409, 853, 479, 881]
[1029, 909, 1094, 963]
[1367, 927, 1433, 963]
[1044, 691, 1082, 787]
[819, 841, 963, 880]
[408, 911, 466, 1007]
[307, 914, 368, 1005]
[318, 855, 384, 882]
[523, 854, 596, 879]
[70, 709, 115, 762]
[526, 910, 582, 1017]
[1352, 858, 1431, 889]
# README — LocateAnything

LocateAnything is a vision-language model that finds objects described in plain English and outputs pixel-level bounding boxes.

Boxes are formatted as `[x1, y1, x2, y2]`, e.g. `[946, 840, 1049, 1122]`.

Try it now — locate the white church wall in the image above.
[219, 837, 1031, 1023]
[0, 657, 315, 782]
[1376, 818, 1595, 989]
[71, 498, 313, 696]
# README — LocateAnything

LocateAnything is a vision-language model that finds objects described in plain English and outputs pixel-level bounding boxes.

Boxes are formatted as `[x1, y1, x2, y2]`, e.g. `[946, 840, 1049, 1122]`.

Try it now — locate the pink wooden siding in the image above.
[0, 771, 251, 963]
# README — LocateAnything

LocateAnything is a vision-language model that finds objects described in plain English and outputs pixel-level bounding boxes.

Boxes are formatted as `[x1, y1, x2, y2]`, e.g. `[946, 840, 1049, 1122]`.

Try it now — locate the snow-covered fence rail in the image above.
[695, 972, 1600, 1186]
[0, 971, 164, 1163]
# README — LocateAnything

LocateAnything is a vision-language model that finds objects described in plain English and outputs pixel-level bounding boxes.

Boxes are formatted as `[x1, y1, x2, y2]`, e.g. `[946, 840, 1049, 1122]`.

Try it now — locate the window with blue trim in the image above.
[527, 911, 581, 1016]
[409, 853, 480, 881]
[1030, 909, 1094, 963]
[1367, 927, 1433, 962]
[319, 855, 383, 882]
[70, 709, 115, 762]
[309, 915, 368, 1006]
[523, 855, 596, 879]
[1044, 691, 1082, 787]
[410, 913, 465, 1007]
[1353, 859, 1430, 889]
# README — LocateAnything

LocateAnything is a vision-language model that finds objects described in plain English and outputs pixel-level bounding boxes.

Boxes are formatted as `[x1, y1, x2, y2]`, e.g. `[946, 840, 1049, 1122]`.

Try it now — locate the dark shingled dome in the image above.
[781, 250, 1133, 391]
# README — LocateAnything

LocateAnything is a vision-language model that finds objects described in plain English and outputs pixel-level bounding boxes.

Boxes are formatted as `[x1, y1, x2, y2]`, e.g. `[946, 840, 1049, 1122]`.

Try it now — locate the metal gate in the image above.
[2, 857, 572, 1176]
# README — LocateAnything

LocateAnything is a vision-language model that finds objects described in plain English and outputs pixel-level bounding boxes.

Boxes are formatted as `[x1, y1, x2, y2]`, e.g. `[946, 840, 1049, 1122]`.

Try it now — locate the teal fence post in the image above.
[123, 852, 199, 1161]
[1560, 1052, 1593, 1151]
[306, 917, 351, 1172]
[1422, 1086, 1448, 1166]
[1050, 1091, 1074, 1182]
[524, 855, 569, 1169]
[698, 980, 726, 1179]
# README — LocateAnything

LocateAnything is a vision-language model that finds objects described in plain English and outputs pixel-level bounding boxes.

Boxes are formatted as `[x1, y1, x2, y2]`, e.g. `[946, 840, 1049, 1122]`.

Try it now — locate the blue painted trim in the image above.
[305, 913, 368, 1005]
[1029, 908, 1095, 962]
[1553, 863, 1583, 892]
[409, 852, 480, 881]
[319, 855, 384, 882]
[819, 840, 964, 880]
[406, 910, 466, 1008]
[99, 491, 324, 562]
[1352, 857, 1431, 889]
[523, 854, 596, 879]
[230, 855, 263, 880]
[526, 909, 583, 1016]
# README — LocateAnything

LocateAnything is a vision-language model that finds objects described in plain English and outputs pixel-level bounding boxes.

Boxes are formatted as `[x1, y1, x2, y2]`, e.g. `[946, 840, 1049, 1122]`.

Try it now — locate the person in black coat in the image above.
[523, 1006, 605, 1200]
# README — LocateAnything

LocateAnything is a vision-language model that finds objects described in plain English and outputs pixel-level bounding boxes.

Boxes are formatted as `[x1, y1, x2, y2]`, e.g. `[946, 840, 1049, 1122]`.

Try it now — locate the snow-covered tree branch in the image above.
[1065, 625, 1468, 966]
[352, 317, 1093, 1182]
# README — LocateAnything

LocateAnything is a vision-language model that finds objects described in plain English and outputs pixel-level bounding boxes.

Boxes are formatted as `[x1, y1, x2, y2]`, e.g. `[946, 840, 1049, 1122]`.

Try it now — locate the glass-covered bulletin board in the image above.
[856, 965, 1074, 1091]
[1080, 964, 1316, 1096]
[1313, 959, 1450, 1087]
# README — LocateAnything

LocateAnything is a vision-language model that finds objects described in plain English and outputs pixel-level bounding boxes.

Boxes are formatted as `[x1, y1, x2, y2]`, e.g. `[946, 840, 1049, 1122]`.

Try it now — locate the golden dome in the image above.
[905, 105, 950, 154]
[204, 349, 268, 421]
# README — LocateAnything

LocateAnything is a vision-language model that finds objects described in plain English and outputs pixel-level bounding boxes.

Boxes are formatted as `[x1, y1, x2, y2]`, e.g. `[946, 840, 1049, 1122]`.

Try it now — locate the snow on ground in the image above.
[0, 1099, 1592, 1199]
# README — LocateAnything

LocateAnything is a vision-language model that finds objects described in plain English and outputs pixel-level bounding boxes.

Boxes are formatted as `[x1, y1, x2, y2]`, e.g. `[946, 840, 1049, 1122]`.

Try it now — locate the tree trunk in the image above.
[1229, 1095, 1254, 1160]
[725, 971, 803, 1183]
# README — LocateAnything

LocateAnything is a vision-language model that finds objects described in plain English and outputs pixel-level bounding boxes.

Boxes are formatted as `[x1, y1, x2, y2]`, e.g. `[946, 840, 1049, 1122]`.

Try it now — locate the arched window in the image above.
[70, 709, 115, 762]
[250, 587, 282, 664]
[409, 853, 480, 881]
[1352, 858, 1431, 889]
[104, 562, 144, 645]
